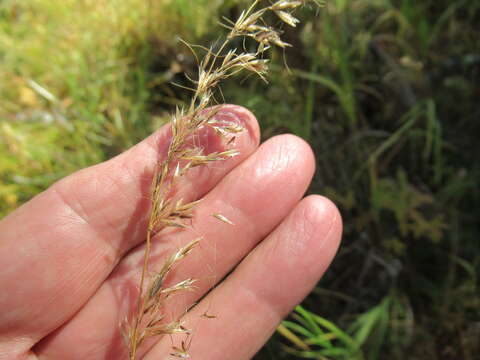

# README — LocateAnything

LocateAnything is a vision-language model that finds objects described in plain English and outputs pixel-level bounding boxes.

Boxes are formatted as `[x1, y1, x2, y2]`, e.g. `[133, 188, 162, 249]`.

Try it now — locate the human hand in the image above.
[0, 105, 342, 360]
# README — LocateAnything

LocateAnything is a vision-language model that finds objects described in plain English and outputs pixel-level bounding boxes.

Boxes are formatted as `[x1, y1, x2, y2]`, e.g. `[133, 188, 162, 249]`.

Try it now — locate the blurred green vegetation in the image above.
[1, 0, 478, 359]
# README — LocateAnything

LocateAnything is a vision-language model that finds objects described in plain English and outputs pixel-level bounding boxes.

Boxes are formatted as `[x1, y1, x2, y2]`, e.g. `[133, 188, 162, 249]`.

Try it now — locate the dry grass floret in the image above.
[123, 1, 318, 359]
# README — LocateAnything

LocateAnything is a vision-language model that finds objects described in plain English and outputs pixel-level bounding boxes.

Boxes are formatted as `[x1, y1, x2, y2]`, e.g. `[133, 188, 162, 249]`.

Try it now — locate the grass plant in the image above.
[118, 1, 318, 358]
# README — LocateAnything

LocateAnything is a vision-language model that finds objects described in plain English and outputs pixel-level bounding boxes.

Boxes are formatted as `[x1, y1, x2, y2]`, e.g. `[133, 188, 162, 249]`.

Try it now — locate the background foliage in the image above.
[1, 0, 478, 358]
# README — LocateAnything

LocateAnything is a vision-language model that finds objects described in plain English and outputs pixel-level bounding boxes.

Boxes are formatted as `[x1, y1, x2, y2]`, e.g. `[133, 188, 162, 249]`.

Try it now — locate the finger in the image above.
[0, 105, 259, 351]
[145, 195, 342, 360]
[34, 135, 316, 360]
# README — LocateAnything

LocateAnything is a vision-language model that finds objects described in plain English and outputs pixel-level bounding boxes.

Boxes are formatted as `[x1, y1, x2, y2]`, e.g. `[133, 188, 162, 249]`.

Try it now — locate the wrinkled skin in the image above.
[0, 105, 342, 360]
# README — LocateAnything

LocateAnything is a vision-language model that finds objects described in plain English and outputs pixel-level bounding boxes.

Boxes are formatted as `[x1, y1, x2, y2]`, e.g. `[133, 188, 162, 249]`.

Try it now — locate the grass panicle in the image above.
[124, 1, 317, 359]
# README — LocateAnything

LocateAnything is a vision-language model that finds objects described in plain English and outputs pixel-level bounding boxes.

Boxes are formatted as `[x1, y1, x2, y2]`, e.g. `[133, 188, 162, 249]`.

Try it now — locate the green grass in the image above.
[1, 0, 479, 359]
[0, 0, 223, 214]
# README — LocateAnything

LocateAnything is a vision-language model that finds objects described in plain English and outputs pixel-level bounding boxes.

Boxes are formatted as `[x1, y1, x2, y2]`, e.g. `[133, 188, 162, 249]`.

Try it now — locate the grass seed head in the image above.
[127, 1, 314, 358]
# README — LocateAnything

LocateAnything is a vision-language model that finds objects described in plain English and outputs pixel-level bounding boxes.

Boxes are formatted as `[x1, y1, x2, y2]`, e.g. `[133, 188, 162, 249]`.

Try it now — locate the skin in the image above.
[0, 105, 342, 360]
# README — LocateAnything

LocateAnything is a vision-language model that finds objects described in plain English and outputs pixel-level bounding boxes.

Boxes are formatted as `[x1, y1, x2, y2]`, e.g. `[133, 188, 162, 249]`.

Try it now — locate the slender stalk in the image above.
[129, 229, 152, 360]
